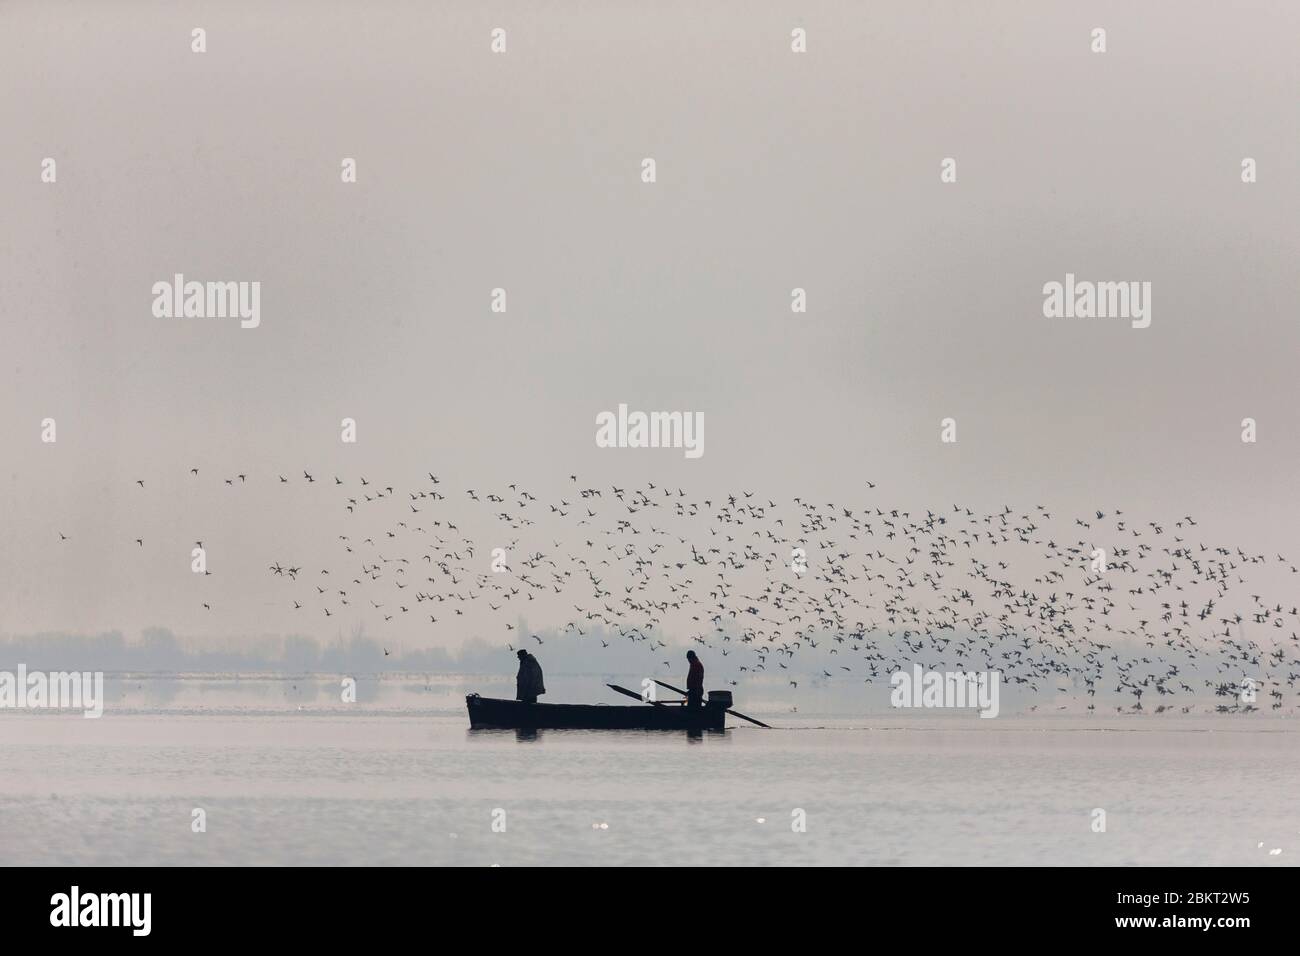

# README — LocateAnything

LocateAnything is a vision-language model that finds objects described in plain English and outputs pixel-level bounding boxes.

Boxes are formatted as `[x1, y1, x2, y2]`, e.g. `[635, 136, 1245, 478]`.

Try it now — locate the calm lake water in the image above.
[0, 675, 1295, 866]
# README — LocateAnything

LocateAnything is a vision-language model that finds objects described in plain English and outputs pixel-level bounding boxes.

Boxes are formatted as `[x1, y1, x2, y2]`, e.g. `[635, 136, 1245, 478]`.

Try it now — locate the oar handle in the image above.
[653, 679, 689, 696]
[653, 679, 771, 728]
[606, 684, 665, 707]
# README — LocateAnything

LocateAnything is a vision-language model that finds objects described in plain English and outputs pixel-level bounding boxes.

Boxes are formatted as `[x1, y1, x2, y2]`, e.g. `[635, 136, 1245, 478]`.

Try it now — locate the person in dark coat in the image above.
[685, 650, 704, 708]
[516, 649, 545, 704]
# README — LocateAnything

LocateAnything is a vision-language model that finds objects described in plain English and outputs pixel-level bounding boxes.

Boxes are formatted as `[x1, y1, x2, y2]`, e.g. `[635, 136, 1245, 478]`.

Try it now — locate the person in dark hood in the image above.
[685, 650, 704, 708]
[516, 649, 545, 704]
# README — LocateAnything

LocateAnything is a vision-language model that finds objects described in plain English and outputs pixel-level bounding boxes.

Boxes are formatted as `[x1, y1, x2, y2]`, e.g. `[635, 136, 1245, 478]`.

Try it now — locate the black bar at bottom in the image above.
[1, 866, 1284, 942]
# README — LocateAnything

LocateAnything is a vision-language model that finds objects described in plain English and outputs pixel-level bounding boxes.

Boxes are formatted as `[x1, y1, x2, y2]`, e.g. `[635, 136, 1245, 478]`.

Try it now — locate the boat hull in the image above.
[466, 694, 726, 731]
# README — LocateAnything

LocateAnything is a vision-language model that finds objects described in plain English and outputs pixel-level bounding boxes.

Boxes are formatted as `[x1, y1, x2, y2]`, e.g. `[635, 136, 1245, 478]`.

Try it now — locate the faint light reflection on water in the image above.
[0, 676, 1295, 866]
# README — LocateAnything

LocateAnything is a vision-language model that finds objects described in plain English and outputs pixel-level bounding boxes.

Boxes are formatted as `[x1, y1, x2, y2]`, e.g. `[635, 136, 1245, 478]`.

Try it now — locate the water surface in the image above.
[0, 676, 1294, 866]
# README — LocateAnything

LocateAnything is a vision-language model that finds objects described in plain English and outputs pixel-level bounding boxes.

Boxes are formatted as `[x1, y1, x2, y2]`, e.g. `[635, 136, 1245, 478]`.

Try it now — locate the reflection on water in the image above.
[1, 676, 1296, 866]
[467, 727, 725, 744]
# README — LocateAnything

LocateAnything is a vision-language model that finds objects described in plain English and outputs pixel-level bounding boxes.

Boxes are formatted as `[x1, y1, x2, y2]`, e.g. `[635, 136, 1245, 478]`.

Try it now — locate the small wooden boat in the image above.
[466, 689, 732, 731]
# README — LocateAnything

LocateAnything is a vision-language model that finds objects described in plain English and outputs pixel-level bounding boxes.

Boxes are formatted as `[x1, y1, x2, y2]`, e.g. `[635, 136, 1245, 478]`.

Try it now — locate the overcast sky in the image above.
[2, 1, 1297, 649]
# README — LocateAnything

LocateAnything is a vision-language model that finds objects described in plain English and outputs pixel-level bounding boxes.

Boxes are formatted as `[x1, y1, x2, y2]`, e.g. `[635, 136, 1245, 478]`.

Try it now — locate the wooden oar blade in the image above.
[730, 710, 772, 729]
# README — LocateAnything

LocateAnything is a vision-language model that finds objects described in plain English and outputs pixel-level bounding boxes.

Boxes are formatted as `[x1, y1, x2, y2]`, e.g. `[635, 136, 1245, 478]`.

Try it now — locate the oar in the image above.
[607, 683, 665, 707]
[653, 679, 772, 728]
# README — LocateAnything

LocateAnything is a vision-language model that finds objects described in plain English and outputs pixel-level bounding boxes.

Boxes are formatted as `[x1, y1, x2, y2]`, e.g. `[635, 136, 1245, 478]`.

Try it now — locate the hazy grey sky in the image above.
[2, 1, 1297, 648]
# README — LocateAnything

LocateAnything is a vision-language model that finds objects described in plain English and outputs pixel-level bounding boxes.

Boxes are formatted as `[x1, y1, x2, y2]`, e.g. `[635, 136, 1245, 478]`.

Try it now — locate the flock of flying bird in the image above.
[104, 468, 1300, 714]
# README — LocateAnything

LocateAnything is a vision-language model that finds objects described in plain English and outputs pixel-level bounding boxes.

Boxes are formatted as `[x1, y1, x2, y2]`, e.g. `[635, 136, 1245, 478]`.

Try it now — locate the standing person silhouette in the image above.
[516, 649, 545, 704]
[685, 650, 704, 709]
